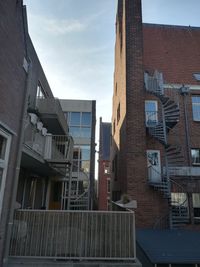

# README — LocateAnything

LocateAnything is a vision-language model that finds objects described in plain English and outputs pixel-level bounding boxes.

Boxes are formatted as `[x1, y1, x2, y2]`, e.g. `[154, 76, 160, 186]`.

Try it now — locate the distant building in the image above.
[98, 118, 111, 210]
[60, 99, 96, 210]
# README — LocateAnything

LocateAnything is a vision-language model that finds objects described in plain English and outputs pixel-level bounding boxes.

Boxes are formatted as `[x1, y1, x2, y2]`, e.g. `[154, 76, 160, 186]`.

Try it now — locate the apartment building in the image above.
[60, 99, 96, 210]
[15, 34, 73, 212]
[98, 118, 111, 210]
[111, 0, 200, 265]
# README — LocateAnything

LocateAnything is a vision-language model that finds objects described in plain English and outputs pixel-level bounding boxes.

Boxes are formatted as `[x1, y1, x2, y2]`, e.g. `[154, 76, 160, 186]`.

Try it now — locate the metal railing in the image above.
[9, 210, 136, 261]
[44, 135, 73, 163]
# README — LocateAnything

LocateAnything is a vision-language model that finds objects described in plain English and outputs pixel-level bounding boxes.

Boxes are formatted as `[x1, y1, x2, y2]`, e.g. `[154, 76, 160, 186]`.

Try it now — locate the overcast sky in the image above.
[24, 0, 200, 123]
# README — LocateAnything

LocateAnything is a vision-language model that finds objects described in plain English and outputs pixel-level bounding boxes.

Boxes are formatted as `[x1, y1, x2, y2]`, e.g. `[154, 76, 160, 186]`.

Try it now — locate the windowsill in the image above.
[192, 163, 200, 166]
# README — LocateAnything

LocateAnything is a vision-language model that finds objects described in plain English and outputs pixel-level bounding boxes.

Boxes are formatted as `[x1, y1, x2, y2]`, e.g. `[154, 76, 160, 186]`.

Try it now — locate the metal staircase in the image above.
[145, 70, 189, 228]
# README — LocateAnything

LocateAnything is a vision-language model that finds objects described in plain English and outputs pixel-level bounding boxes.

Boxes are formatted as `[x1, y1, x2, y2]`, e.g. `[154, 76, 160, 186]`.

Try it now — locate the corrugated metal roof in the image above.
[137, 229, 200, 264]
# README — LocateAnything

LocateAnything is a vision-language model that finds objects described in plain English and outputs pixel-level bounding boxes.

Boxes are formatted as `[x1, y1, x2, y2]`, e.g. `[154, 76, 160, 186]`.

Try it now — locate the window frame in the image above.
[0, 128, 11, 217]
[145, 100, 158, 127]
[192, 96, 200, 121]
[191, 148, 200, 165]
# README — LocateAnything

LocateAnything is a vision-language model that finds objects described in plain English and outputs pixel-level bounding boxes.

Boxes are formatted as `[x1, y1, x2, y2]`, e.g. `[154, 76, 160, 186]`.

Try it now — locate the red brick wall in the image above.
[98, 160, 110, 210]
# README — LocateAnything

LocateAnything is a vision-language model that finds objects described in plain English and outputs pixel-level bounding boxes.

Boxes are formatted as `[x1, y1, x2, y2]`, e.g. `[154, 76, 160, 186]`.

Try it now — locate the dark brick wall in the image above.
[0, 0, 27, 263]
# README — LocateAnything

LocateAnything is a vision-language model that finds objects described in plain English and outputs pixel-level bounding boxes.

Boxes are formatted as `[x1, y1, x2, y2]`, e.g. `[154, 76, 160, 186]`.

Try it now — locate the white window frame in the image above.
[145, 100, 158, 127]
[191, 148, 200, 165]
[192, 96, 200, 121]
[0, 128, 11, 217]
[146, 150, 161, 182]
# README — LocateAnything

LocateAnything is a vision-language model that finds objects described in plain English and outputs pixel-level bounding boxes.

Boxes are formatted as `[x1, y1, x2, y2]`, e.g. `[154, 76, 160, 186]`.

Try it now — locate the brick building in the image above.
[98, 118, 111, 210]
[111, 0, 200, 265]
[0, 0, 28, 264]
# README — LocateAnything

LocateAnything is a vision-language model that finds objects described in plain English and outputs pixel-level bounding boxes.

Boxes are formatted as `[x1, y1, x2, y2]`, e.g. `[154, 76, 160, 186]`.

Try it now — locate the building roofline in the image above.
[143, 22, 200, 31]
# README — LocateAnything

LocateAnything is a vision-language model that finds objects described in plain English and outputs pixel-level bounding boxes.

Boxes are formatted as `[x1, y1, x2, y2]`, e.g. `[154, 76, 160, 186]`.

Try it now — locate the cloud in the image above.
[28, 14, 86, 35]
[44, 18, 86, 35]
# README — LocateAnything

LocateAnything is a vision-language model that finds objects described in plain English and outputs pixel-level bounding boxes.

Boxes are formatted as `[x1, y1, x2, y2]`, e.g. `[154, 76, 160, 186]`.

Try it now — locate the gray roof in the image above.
[137, 229, 200, 264]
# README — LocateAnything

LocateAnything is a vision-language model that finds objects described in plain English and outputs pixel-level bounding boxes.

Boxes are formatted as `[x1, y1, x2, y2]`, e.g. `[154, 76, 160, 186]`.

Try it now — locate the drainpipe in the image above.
[180, 86, 191, 165]
[180, 86, 194, 224]
[3, 5, 32, 266]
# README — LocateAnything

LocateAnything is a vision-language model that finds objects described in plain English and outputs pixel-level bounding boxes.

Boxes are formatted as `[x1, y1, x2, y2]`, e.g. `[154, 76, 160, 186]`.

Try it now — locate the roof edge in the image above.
[143, 22, 200, 30]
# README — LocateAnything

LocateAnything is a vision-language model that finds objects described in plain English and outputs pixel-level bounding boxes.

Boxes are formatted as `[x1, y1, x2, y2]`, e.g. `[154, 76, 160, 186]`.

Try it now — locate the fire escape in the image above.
[144, 71, 189, 229]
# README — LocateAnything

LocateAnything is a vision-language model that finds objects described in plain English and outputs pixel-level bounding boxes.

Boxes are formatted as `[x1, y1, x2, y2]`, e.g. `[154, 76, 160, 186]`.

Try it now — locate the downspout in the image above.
[3, 5, 32, 265]
[180, 85, 193, 224]
[181, 87, 191, 165]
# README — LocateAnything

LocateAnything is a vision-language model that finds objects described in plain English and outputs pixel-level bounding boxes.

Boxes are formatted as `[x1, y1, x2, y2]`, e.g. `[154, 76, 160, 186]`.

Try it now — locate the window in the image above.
[191, 149, 200, 164]
[193, 73, 200, 81]
[171, 193, 188, 208]
[81, 127, 91, 138]
[0, 135, 6, 160]
[0, 129, 11, 217]
[192, 96, 200, 121]
[36, 83, 46, 99]
[80, 145, 90, 160]
[117, 103, 120, 124]
[192, 193, 200, 218]
[71, 112, 81, 126]
[145, 100, 158, 126]
[67, 112, 92, 139]
[104, 164, 110, 174]
[82, 112, 91, 126]
[107, 178, 111, 193]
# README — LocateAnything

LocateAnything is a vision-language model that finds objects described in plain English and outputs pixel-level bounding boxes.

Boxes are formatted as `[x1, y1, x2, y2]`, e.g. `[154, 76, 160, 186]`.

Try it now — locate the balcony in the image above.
[36, 97, 68, 135]
[8, 210, 140, 266]
[23, 120, 73, 175]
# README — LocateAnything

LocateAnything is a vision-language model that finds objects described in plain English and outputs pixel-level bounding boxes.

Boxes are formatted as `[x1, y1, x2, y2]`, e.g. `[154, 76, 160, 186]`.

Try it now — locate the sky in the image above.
[23, 0, 200, 177]
[23, 0, 200, 123]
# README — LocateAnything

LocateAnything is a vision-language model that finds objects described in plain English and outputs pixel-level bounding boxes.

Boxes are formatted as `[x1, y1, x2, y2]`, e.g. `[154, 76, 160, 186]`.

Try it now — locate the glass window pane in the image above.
[72, 160, 79, 172]
[71, 112, 81, 126]
[171, 193, 187, 206]
[191, 149, 200, 164]
[80, 145, 90, 160]
[80, 161, 90, 173]
[81, 127, 91, 138]
[69, 127, 81, 138]
[145, 101, 158, 126]
[0, 135, 6, 160]
[192, 96, 200, 120]
[82, 112, 91, 126]
[192, 193, 200, 208]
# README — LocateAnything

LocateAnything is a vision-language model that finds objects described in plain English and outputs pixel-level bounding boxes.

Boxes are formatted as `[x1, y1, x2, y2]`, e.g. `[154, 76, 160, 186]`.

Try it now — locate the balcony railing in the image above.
[9, 210, 136, 261]
[44, 135, 73, 163]
[24, 120, 73, 165]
